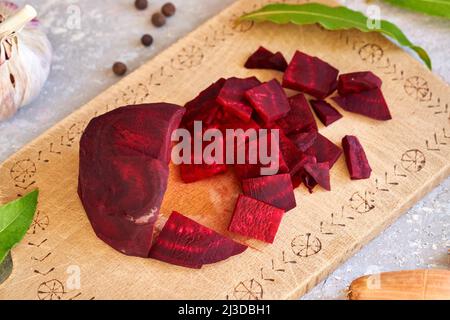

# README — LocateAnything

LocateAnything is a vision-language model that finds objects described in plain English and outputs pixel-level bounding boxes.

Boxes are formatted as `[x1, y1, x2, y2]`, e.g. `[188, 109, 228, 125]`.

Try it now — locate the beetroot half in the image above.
[282, 51, 339, 99]
[338, 71, 382, 95]
[241, 173, 296, 211]
[149, 211, 247, 269]
[333, 89, 392, 121]
[245, 79, 291, 123]
[342, 135, 372, 180]
[216, 77, 261, 122]
[78, 103, 185, 257]
[310, 100, 343, 127]
[304, 162, 331, 191]
[305, 133, 342, 168]
[229, 195, 285, 244]
[276, 94, 318, 135]
[244, 46, 288, 72]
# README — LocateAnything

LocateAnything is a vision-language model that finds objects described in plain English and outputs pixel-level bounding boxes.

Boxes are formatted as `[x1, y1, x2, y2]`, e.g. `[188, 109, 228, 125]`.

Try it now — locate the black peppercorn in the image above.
[113, 62, 127, 76]
[135, 0, 148, 10]
[151, 12, 166, 27]
[162, 3, 176, 17]
[141, 34, 153, 47]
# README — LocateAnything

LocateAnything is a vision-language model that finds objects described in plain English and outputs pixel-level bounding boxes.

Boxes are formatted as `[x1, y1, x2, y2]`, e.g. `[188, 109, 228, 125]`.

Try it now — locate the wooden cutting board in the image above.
[0, 0, 449, 300]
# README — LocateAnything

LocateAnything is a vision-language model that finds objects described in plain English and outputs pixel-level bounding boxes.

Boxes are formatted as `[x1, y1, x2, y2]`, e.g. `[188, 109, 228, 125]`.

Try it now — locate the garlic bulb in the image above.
[0, 2, 52, 120]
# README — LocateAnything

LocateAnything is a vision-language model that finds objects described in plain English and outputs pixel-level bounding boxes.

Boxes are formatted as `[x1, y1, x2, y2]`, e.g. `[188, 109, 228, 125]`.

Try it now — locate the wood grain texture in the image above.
[0, 0, 449, 300]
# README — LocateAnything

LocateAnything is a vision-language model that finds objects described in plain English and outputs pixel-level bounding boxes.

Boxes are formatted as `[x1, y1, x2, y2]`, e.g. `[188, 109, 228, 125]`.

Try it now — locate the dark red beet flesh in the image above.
[216, 77, 261, 122]
[244, 46, 288, 72]
[276, 94, 318, 135]
[290, 153, 317, 189]
[229, 195, 285, 243]
[149, 211, 247, 269]
[78, 103, 185, 257]
[305, 133, 342, 169]
[245, 79, 291, 123]
[338, 71, 382, 95]
[282, 51, 339, 99]
[304, 162, 331, 191]
[310, 100, 343, 127]
[333, 89, 392, 121]
[180, 163, 228, 183]
[241, 173, 296, 211]
[290, 130, 318, 152]
[342, 135, 372, 180]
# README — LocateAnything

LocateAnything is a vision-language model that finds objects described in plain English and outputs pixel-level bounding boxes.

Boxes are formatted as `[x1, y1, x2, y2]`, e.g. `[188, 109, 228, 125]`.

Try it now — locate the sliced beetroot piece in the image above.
[342, 135, 372, 180]
[276, 94, 318, 135]
[245, 79, 291, 123]
[241, 173, 296, 211]
[244, 46, 288, 72]
[229, 195, 285, 243]
[282, 51, 339, 99]
[310, 100, 343, 127]
[290, 154, 317, 189]
[305, 133, 342, 168]
[304, 162, 331, 191]
[78, 103, 186, 257]
[149, 211, 247, 269]
[333, 89, 392, 121]
[290, 130, 318, 152]
[216, 77, 261, 122]
[338, 71, 382, 95]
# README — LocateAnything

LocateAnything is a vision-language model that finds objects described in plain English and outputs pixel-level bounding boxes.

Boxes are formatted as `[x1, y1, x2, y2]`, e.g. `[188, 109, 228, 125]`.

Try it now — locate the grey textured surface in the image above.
[0, 0, 448, 299]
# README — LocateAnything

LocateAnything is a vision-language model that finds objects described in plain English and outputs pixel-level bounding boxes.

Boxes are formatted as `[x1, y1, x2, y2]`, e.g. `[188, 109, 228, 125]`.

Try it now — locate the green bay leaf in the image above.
[240, 3, 432, 69]
[0, 189, 39, 264]
[383, 0, 450, 19]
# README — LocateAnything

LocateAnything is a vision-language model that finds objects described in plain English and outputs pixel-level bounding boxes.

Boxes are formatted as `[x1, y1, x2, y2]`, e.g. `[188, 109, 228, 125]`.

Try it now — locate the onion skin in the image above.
[348, 269, 450, 300]
[0, 1, 52, 120]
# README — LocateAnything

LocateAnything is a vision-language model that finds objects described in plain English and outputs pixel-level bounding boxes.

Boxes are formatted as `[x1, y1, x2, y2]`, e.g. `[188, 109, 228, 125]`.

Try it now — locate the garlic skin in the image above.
[0, 2, 52, 121]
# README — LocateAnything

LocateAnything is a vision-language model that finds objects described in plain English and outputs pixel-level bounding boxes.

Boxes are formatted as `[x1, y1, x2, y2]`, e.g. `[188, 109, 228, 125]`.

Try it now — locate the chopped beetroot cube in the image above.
[149, 211, 247, 269]
[229, 195, 285, 243]
[338, 71, 382, 95]
[182, 100, 223, 131]
[282, 51, 339, 99]
[305, 133, 342, 168]
[217, 77, 261, 122]
[244, 46, 288, 72]
[78, 103, 185, 257]
[180, 163, 228, 183]
[342, 135, 372, 180]
[310, 100, 343, 126]
[245, 79, 291, 123]
[233, 133, 290, 181]
[242, 173, 296, 211]
[304, 162, 331, 191]
[290, 130, 318, 152]
[278, 130, 303, 171]
[185, 78, 226, 112]
[333, 88, 392, 121]
[276, 94, 318, 135]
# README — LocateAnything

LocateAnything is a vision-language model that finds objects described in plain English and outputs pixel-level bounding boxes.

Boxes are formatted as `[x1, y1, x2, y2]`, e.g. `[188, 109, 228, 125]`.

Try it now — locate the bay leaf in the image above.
[240, 3, 432, 69]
